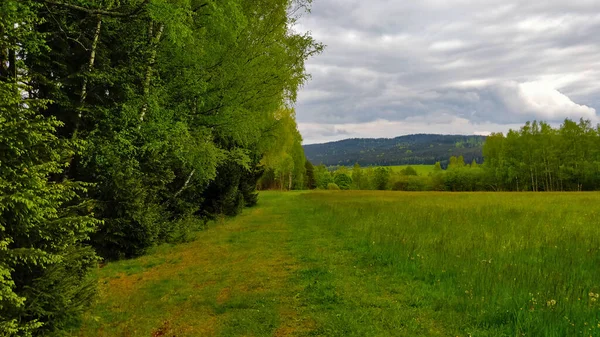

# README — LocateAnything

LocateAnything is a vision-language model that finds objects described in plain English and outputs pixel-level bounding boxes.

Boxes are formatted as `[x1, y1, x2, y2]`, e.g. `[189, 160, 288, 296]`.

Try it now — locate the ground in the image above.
[74, 191, 600, 337]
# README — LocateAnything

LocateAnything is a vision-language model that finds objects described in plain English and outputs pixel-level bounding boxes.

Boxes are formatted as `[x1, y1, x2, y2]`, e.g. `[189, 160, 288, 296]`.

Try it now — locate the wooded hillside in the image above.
[303, 134, 486, 167]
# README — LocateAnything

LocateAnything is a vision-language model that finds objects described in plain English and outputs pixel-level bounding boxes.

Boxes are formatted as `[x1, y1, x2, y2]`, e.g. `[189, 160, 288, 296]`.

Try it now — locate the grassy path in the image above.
[77, 192, 447, 336]
[77, 192, 314, 336]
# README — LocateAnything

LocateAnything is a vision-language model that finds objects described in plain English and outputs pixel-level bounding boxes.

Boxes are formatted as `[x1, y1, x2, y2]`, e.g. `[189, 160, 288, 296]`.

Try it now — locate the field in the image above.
[74, 191, 600, 336]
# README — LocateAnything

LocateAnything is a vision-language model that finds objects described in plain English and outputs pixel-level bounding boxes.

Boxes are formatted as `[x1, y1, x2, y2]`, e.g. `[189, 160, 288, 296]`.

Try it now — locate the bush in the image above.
[392, 179, 408, 191]
[327, 183, 341, 190]
[392, 176, 431, 191]
[400, 166, 418, 176]
[334, 173, 353, 190]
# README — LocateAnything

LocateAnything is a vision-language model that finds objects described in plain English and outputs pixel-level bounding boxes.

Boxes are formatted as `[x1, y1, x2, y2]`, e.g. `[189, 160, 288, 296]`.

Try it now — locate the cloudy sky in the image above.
[294, 0, 600, 144]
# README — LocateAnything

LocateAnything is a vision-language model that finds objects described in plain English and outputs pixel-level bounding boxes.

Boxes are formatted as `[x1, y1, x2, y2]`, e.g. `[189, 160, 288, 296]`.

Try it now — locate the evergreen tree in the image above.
[305, 161, 317, 189]
[373, 167, 390, 190]
[1, 3, 99, 333]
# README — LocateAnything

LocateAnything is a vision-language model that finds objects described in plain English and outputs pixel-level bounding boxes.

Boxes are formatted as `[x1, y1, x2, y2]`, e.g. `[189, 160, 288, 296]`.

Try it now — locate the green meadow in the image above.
[75, 191, 600, 336]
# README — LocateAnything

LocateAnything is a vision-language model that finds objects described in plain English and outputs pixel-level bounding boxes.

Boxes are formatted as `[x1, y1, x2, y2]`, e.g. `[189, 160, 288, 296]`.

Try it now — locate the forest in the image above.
[0, 0, 320, 335]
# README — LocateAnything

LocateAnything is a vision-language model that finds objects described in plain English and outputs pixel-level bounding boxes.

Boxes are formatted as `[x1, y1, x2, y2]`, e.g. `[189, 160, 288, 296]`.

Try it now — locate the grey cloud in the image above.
[295, 0, 600, 143]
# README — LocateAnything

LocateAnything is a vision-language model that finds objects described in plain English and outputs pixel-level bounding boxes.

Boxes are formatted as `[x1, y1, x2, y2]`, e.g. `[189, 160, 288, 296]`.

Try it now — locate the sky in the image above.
[294, 0, 600, 144]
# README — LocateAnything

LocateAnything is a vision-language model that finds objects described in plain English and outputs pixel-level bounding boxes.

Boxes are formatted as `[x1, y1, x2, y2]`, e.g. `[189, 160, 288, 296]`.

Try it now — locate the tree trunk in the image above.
[174, 169, 195, 197]
[530, 169, 534, 192]
[80, 16, 102, 105]
[73, 15, 103, 139]
[8, 48, 16, 82]
[0, 26, 6, 79]
[139, 22, 164, 125]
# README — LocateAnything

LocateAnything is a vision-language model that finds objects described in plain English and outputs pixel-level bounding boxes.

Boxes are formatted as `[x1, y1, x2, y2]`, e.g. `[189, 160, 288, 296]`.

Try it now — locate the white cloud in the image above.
[518, 82, 596, 118]
[496, 81, 596, 120]
[429, 40, 468, 51]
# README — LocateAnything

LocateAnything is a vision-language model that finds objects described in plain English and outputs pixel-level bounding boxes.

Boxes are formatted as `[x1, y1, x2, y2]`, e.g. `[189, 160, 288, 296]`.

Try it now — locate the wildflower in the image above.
[547, 299, 556, 307]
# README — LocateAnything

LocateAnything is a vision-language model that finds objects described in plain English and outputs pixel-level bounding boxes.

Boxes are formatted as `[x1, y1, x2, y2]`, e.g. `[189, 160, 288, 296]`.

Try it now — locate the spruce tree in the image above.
[0, 2, 99, 334]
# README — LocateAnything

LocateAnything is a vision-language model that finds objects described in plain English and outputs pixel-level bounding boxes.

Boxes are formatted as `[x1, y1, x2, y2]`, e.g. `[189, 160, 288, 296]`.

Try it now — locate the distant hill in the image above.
[303, 134, 486, 167]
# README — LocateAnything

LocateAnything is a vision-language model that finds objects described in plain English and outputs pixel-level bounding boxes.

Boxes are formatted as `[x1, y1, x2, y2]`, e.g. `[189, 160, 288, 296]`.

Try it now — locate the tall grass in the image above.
[295, 192, 600, 336]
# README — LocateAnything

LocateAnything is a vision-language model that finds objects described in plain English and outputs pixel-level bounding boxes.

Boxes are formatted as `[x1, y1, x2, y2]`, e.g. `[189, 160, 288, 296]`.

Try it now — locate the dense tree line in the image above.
[0, 0, 320, 335]
[484, 119, 600, 191]
[256, 109, 307, 190]
[313, 119, 600, 192]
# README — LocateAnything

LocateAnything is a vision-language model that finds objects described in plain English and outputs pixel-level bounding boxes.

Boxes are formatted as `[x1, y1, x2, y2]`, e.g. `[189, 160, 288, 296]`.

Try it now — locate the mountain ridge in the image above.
[303, 134, 486, 167]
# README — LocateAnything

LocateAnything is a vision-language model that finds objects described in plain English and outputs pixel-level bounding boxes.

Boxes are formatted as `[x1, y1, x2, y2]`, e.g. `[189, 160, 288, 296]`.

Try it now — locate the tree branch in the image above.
[40, 0, 150, 17]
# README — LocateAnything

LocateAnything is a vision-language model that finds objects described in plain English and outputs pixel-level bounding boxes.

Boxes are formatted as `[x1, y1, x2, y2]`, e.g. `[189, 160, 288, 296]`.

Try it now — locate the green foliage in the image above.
[333, 173, 352, 190]
[0, 2, 100, 334]
[392, 176, 428, 191]
[351, 163, 365, 189]
[304, 161, 316, 190]
[0, 85, 98, 336]
[326, 183, 340, 190]
[400, 165, 418, 176]
[483, 119, 600, 191]
[258, 108, 306, 190]
[314, 165, 333, 189]
[372, 167, 390, 190]
[448, 155, 466, 169]
[21, 0, 320, 258]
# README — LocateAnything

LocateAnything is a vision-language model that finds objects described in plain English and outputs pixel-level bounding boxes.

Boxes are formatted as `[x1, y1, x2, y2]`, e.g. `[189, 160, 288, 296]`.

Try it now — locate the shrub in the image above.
[334, 173, 353, 190]
[400, 166, 418, 176]
[327, 183, 341, 190]
[392, 179, 408, 191]
[373, 167, 390, 190]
